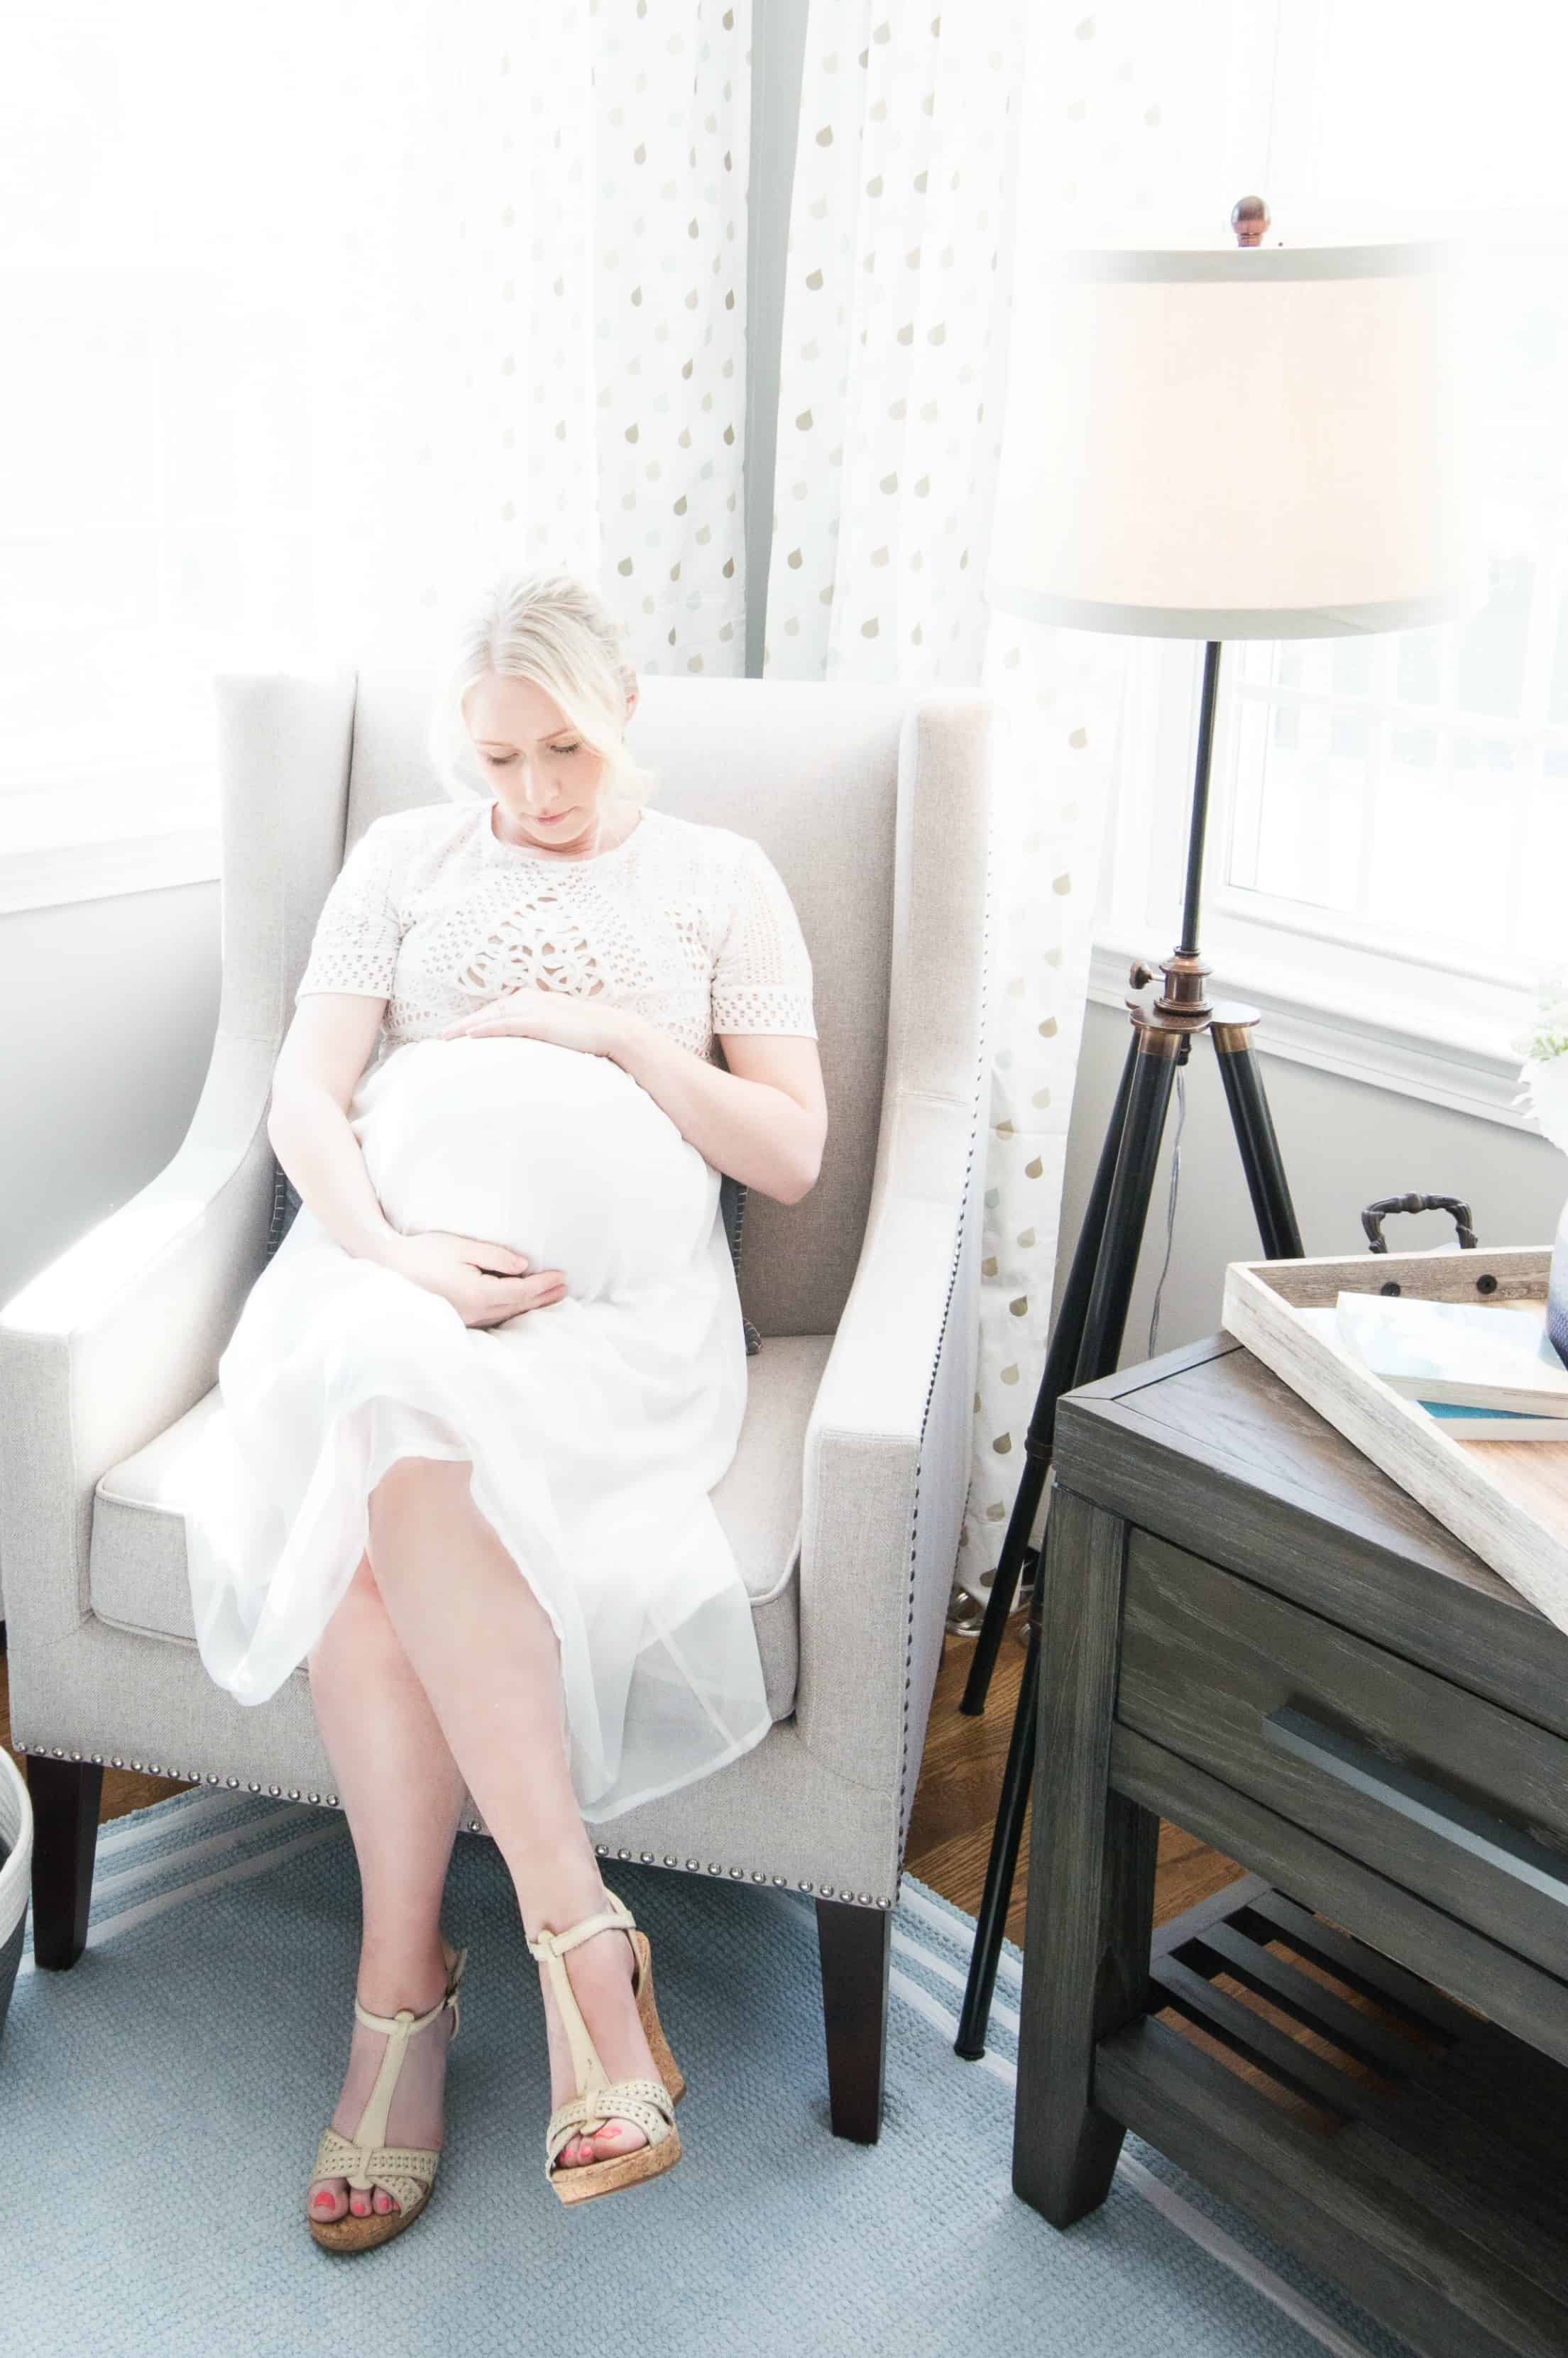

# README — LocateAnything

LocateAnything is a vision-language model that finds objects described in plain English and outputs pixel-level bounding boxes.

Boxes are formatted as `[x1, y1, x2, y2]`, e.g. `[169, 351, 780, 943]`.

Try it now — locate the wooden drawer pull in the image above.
[1261, 1706, 1568, 1910]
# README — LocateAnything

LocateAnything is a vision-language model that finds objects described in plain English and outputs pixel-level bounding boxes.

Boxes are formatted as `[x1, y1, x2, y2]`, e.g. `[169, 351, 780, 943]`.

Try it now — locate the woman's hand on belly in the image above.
[436, 987, 630, 1061]
[383, 1229, 569, 1329]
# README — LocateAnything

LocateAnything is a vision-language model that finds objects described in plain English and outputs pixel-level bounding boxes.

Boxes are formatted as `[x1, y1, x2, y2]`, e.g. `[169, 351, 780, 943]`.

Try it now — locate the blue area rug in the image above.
[1, 1787, 1413, 2358]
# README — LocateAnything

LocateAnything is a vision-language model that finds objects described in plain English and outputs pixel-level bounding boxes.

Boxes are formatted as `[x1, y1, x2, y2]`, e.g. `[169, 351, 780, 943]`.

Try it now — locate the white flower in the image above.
[1518, 1051, 1568, 1158]
[1515, 967, 1568, 1074]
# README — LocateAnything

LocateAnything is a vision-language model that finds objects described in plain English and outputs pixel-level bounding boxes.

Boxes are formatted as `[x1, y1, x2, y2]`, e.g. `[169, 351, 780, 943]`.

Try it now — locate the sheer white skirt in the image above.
[181, 1035, 772, 1824]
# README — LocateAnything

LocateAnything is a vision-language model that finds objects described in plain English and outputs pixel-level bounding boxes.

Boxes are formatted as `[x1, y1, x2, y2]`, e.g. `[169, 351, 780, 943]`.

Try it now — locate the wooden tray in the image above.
[1222, 1243, 1568, 1638]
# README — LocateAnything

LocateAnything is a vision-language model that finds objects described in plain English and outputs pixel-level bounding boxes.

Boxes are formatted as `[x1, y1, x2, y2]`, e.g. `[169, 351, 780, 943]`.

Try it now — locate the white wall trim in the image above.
[0, 827, 221, 916]
[1090, 934, 1535, 1134]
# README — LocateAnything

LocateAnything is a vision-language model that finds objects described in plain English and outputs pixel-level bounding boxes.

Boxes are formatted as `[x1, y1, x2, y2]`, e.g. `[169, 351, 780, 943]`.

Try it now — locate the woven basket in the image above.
[0, 1746, 32, 2050]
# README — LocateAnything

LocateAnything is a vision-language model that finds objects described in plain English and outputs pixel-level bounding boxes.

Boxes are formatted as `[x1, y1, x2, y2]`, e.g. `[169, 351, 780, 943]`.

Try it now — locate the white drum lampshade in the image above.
[986, 236, 1484, 640]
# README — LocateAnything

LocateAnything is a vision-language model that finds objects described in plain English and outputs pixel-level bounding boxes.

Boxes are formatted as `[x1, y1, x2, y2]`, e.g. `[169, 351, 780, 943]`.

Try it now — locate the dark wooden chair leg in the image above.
[26, 1755, 103, 1970]
[1013, 1486, 1158, 2225]
[816, 1894, 892, 2142]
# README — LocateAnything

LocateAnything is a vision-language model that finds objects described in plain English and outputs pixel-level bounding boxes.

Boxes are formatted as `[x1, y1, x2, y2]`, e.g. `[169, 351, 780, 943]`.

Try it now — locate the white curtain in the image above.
[299, 0, 754, 666]
[764, 2, 1226, 1620]
[0, 0, 754, 862]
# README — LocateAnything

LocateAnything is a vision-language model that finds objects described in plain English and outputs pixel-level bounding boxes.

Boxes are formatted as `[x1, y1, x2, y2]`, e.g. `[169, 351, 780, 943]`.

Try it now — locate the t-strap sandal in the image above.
[525, 1886, 684, 2205]
[307, 1931, 468, 2253]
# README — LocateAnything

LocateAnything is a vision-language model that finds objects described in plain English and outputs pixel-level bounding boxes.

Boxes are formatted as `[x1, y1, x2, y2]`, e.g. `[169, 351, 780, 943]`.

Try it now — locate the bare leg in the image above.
[366, 1456, 662, 2172]
[304, 1550, 471, 2222]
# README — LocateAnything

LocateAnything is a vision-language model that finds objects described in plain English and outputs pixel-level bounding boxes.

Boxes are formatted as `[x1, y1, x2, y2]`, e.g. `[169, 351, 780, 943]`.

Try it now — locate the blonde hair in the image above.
[428, 567, 658, 813]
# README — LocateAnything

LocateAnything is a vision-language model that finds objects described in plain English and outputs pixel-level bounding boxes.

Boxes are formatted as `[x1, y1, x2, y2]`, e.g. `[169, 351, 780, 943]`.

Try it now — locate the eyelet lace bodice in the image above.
[294, 799, 817, 1069]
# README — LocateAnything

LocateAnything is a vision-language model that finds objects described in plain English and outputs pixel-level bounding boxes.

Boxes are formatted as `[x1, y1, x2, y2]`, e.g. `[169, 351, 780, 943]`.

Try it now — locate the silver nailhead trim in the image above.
[9, 1754, 897, 1909]
[893, 865, 989, 1898]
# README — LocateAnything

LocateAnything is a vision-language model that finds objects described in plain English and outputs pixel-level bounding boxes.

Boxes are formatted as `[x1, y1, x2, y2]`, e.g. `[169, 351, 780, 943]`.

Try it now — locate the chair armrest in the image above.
[797, 1087, 982, 1811]
[0, 1033, 277, 1652]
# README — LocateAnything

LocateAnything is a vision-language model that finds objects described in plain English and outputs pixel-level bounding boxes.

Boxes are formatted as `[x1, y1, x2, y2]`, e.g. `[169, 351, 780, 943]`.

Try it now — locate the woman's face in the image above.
[463, 671, 637, 857]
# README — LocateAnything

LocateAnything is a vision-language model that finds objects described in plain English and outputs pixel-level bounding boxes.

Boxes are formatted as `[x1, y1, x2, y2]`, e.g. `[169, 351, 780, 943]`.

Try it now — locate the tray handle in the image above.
[1361, 1194, 1477, 1253]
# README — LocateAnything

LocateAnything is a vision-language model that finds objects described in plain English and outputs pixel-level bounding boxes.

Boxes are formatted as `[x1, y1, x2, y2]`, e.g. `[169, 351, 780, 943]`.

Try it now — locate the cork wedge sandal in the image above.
[306, 1931, 468, 2254]
[525, 1886, 684, 2206]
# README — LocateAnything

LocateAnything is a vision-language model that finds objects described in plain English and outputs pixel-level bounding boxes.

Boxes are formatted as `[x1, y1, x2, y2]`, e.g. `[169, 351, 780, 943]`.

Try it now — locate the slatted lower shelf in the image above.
[1097, 1885, 1568, 2358]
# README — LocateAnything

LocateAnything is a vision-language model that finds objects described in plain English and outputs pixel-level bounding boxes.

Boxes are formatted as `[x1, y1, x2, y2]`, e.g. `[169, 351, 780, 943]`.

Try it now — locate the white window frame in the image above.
[1091, 637, 1542, 1131]
[0, 766, 221, 916]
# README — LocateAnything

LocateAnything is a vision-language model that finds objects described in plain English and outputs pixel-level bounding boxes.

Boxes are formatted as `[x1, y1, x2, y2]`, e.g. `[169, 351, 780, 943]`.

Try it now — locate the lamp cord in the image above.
[1146, 1065, 1188, 1360]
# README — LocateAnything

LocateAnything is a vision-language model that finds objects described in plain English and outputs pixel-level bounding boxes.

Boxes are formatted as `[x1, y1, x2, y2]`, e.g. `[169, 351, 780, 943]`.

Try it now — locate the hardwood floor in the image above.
[0, 1607, 1243, 1946]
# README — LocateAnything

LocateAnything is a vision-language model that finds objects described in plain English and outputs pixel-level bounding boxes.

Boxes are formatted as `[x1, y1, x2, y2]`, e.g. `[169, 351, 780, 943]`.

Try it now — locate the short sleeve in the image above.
[711, 836, 817, 1039]
[295, 818, 404, 1003]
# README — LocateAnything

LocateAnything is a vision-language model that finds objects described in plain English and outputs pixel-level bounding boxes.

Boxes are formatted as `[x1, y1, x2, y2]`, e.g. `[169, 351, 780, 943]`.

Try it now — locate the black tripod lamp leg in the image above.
[1212, 1016, 1304, 1261]
[1073, 1028, 1183, 1388]
[955, 1576, 1042, 2057]
[956, 1026, 1180, 2057]
[959, 1029, 1141, 1718]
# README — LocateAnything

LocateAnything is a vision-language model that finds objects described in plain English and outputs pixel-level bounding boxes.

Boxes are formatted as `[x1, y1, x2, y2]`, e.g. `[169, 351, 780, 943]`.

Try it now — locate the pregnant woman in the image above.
[180, 567, 825, 2247]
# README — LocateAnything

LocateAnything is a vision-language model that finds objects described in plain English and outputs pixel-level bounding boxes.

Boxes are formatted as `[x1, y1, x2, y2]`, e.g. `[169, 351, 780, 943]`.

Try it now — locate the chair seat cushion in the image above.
[89, 1334, 833, 1724]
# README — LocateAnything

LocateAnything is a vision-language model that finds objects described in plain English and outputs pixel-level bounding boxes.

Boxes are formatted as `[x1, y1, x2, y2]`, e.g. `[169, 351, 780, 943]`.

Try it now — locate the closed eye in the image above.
[486, 745, 580, 764]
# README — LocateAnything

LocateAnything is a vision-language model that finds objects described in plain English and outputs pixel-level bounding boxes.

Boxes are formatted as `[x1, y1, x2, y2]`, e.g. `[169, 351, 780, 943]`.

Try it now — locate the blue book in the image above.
[1418, 1400, 1568, 1442]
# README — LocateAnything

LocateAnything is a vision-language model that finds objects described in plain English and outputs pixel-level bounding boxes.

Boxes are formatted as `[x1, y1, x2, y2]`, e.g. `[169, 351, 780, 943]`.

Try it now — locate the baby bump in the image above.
[349, 1037, 718, 1299]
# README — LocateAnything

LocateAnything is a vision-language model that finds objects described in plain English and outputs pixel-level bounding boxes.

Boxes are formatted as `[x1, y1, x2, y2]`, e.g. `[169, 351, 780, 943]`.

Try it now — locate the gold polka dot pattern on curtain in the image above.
[762, 3, 1185, 1629]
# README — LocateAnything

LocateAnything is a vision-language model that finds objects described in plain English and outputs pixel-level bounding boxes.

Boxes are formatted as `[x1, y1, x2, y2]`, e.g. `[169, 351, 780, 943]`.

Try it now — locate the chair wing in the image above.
[0, 1036, 276, 1652]
[795, 695, 994, 1824]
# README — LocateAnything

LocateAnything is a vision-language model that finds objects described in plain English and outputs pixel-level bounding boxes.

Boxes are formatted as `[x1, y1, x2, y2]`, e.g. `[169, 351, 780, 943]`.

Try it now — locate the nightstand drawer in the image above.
[1118, 1533, 1568, 1983]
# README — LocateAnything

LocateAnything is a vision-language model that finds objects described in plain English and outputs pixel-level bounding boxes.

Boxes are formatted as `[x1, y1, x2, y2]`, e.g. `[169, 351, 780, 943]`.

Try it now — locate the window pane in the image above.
[1454, 551, 1533, 720]
[1232, 696, 1364, 916]
[1516, 772, 1568, 958]
[1550, 596, 1568, 729]
[1366, 734, 1523, 953]
[1396, 627, 1444, 707]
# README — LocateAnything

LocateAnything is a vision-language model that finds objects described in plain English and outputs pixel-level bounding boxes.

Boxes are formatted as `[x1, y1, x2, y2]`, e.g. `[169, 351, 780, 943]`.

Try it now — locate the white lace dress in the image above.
[181, 796, 817, 1824]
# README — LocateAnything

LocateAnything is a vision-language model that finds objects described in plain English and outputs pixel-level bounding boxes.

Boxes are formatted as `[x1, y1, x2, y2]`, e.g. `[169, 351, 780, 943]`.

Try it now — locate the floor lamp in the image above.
[954, 233, 1482, 2054]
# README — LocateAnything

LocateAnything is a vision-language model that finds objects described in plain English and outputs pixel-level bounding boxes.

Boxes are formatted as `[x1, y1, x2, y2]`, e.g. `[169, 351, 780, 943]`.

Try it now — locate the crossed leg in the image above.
[305, 1454, 663, 2222]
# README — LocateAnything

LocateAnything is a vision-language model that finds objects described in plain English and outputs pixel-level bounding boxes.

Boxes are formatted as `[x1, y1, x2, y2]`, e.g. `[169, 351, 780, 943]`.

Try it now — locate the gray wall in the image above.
[1058, 1001, 1567, 1371]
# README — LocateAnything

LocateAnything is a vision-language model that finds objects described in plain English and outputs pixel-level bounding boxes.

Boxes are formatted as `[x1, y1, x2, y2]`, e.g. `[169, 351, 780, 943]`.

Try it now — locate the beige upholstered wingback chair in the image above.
[0, 667, 993, 2142]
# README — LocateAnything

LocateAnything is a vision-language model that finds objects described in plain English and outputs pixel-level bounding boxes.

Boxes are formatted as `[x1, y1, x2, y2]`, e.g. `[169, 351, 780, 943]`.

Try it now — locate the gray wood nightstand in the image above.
[1014, 1332, 1568, 2358]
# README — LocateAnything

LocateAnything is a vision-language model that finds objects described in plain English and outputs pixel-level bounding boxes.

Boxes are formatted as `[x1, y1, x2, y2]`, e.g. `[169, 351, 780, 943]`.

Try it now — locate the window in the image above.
[1092, 4, 1568, 1125]
[1, 264, 317, 911]
[0, 6, 329, 913]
